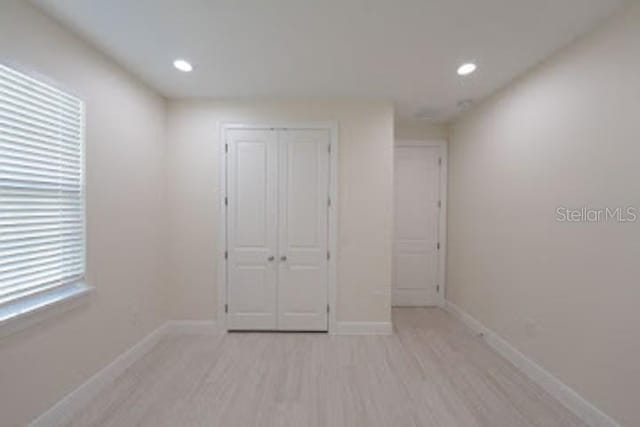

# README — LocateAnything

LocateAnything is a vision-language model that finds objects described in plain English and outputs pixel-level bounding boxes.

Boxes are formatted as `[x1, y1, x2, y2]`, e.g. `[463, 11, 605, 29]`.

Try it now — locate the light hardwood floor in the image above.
[66, 308, 584, 427]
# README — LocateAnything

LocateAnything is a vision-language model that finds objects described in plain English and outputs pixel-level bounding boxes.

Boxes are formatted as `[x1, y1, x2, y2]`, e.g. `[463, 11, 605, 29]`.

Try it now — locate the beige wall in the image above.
[395, 119, 449, 141]
[447, 4, 640, 425]
[0, 1, 168, 426]
[166, 100, 394, 323]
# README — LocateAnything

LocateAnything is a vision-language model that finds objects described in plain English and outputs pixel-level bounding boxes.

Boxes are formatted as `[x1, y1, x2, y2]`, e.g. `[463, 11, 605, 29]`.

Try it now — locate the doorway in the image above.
[393, 140, 447, 306]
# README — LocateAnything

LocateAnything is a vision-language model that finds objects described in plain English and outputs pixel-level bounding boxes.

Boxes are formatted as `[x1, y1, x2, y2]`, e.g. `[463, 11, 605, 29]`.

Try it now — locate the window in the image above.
[0, 64, 87, 326]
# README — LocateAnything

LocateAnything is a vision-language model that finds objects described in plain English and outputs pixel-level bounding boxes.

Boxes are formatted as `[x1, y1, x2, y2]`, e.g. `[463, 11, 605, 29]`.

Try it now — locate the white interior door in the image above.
[277, 130, 329, 331]
[226, 129, 278, 330]
[225, 127, 329, 331]
[393, 144, 441, 306]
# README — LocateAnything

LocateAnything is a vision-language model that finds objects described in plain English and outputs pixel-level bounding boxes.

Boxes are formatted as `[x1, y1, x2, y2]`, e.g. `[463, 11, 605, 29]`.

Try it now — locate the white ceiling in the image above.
[32, 0, 623, 122]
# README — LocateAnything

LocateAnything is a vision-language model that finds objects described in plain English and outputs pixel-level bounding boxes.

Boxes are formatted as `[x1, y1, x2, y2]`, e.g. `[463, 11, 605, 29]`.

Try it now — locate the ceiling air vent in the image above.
[414, 106, 442, 121]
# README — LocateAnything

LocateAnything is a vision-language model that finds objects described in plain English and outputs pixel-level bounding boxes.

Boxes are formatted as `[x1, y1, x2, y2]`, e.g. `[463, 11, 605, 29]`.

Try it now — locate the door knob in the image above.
[267, 256, 275, 262]
[280, 255, 287, 261]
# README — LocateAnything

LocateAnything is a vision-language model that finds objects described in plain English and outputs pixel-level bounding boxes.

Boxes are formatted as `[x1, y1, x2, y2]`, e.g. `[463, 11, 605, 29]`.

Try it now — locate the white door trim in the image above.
[218, 122, 339, 333]
[395, 139, 447, 306]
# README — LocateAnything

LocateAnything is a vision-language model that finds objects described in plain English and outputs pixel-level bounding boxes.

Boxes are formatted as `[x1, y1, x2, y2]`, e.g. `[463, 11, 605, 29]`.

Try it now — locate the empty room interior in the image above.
[1, 0, 639, 426]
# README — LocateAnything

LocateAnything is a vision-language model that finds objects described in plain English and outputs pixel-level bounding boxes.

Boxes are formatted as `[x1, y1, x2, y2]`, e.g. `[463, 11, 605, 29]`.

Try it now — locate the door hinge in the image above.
[224, 196, 228, 206]
[224, 251, 228, 260]
[327, 251, 330, 260]
[225, 143, 228, 153]
[437, 284, 440, 293]
[327, 304, 330, 313]
[438, 157, 442, 166]
[327, 196, 331, 207]
[437, 242, 441, 250]
[328, 144, 331, 154]
[438, 200, 442, 208]
[225, 304, 228, 313]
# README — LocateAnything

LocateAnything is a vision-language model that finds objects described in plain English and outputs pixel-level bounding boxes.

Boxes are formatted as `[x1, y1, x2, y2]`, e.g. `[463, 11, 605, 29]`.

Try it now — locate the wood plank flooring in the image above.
[66, 308, 585, 427]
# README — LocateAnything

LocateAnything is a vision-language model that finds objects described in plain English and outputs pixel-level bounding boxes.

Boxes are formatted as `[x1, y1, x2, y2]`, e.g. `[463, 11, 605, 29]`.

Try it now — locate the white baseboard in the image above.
[444, 301, 619, 427]
[335, 321, 393, 335]
[30, 320, 220, 427]
[30, 323, 168, 427]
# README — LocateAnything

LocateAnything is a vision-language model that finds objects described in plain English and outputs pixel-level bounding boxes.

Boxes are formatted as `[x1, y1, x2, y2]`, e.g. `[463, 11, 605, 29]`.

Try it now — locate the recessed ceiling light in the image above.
[457, 62, 477, 76]
[173, 59, 193, 72]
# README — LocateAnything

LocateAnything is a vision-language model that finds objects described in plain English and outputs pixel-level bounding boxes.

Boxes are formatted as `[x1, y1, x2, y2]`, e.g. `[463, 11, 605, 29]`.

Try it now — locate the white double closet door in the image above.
[226, 128, 330, 331]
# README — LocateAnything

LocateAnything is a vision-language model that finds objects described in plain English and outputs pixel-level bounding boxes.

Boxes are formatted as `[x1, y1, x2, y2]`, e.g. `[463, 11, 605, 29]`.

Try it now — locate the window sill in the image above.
[0, 283, 92, 339]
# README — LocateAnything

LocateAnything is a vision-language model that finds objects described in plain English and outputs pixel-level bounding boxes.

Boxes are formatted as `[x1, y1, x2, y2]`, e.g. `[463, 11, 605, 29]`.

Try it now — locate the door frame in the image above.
[394, 139, 448, 307]
[218, 122, 339, 333]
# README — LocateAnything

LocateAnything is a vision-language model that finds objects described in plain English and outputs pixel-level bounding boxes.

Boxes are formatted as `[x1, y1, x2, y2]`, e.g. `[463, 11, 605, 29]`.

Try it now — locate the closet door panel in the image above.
[277, 130, 329, 331]
[226, 129, 278, 330]
[393, 145, 441, 306]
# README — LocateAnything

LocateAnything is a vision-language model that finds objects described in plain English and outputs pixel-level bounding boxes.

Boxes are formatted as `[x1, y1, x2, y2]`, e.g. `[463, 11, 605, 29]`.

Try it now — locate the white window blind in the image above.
[0, 64, 85, 309]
